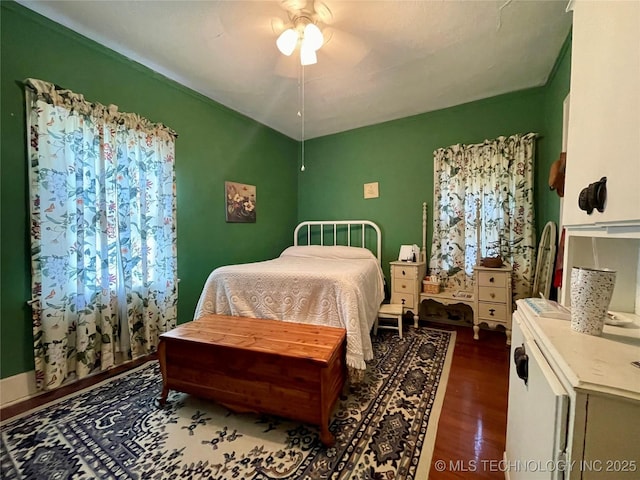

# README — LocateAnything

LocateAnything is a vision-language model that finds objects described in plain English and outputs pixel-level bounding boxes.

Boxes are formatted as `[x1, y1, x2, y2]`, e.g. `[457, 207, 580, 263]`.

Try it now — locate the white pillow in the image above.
[280, 245, 377, 260]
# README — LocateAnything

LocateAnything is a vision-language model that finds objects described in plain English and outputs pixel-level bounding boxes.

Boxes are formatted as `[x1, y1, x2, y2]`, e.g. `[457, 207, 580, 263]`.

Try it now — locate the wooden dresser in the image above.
[474, 265, 512, 345]
[158, 314, 346, 446]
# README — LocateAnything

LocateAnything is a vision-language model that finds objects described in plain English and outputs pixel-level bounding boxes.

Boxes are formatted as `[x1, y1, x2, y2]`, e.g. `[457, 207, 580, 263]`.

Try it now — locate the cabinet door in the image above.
[581, 395, 640, 480]
[563, 1, 640, 227]
[505, 312, 569, 480]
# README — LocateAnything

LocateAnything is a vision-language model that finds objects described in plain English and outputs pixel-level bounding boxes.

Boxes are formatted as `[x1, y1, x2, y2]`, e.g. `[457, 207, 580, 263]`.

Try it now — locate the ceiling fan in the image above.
[273, 0, 330, 65]
[271, 0, 370, 76]
[276, 22, 323, 65]
[214, 1, 369, 79]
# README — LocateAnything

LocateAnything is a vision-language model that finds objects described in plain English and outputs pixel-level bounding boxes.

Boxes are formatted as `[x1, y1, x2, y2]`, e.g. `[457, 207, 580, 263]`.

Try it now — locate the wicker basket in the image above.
[481, 256, 504, 268]
[422, 280, 441, 294]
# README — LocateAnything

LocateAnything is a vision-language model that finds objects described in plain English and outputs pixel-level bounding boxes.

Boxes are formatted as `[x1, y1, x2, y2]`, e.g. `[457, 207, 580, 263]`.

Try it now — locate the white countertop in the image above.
[516, 299, 640, 401]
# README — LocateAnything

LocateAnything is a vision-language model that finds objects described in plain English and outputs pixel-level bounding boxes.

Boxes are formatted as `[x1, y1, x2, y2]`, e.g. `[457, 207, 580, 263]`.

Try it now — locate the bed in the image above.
[193, 221, 385, 371]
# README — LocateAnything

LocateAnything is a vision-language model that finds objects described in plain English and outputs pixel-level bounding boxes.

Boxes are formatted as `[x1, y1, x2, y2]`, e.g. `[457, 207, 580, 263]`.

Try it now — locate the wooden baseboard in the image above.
[0, 354, 156, 421]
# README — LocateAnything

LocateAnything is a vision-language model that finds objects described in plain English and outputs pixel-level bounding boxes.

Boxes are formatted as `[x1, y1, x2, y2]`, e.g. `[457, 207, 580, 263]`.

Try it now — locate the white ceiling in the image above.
[18, 0, 572, 140]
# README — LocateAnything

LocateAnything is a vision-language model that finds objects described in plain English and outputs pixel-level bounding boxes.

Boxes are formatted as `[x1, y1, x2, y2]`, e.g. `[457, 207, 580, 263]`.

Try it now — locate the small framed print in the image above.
[364, 182, 379, 199]
[225, 181, 256, 223]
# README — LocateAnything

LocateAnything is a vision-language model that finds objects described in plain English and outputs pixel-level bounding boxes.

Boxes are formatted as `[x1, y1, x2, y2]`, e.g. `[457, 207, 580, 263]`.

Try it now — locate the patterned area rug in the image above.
[1, 327, 455, 480]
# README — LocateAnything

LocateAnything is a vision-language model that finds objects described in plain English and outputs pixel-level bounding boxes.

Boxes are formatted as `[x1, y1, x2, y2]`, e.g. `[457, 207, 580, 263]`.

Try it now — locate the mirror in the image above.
[532, 221, 557, 299]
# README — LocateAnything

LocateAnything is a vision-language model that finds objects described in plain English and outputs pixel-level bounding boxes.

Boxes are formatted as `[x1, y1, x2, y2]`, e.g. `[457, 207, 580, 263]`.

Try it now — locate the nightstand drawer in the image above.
[392, 265, 419, 280]
[478, 271, 508, 288]
[478, 302, 508, 322]
[393, 279, 415, 294]
[391, 292, 414, 309]
[478, 286, 507, 303]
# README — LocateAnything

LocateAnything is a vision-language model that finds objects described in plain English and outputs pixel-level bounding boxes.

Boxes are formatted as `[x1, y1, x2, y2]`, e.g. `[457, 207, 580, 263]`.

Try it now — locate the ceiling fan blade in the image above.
[320, 27, 370, 67]
[274, 54, 300, 78]
[216, 2, 279, 38]
[313, 1, 333, 24]
[271, 16, 287, 35]
[281, 0, 308, 14]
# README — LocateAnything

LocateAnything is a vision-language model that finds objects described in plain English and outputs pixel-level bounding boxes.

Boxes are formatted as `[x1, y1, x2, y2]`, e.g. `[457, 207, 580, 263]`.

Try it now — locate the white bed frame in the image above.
[293, 203, 429, 265]
[294, 221, 382, 261]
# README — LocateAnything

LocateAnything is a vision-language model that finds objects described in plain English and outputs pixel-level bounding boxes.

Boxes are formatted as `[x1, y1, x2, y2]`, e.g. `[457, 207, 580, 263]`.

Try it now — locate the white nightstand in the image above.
[389, 260, 427, 327]
[473, 265, 512, 345]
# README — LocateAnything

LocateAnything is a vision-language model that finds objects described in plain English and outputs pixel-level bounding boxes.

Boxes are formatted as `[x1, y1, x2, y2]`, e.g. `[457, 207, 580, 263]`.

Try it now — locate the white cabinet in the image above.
[514, 5, 640, 477]
[563, 0, 640, 228]
[474, 265, 512, 345]
[560, 0, 640, 313]
[506, 309, 568, 480]
[505, 300, 640, 479]
[390, 260, 426, 326]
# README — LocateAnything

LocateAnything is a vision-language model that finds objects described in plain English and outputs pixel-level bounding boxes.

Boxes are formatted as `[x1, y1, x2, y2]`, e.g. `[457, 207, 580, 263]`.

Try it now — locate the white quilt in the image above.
[194, 245, 385, 370]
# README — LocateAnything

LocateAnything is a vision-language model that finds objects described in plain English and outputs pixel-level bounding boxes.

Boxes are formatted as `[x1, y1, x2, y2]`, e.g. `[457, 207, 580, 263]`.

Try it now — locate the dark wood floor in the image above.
[426, 322, 511, 479]
[1, 323, 510, 480]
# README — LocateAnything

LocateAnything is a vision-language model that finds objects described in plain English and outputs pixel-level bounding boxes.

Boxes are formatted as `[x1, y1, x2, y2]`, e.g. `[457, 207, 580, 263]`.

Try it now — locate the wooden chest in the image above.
[157, 314, 347, 446]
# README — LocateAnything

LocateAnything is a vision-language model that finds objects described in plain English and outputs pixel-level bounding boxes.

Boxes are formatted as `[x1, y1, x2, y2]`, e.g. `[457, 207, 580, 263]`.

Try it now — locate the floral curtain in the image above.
[429, 133, 536, 301]
[26, 78, 178, 390]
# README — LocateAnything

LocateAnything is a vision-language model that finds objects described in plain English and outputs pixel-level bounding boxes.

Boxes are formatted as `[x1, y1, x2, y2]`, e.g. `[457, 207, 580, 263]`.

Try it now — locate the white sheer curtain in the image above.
[26, 78, 178, 390]
[429, 133, 537, 301]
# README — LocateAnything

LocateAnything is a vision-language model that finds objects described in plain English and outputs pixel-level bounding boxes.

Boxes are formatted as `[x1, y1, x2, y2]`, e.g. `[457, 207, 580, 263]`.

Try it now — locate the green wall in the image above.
[0, 3, 298, 379]
[1, 1, 571, 381]
[299, 45, 571, 284]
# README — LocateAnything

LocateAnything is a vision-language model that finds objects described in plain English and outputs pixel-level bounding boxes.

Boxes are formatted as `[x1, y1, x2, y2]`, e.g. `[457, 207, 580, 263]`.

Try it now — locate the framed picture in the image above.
[364, 181, 379, 199]
[225, 181, 256, 223]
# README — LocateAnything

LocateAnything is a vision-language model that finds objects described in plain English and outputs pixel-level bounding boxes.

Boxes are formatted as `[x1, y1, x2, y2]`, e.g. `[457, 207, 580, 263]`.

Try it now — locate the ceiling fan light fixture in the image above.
[303, 22, 323, 51]
[300, 44, 317, 65]
[276, 28, 298, 56]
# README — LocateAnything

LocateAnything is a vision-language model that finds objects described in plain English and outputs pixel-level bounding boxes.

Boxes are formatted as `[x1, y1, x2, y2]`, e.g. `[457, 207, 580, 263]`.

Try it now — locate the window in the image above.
[26, 78, 178, 390]
[429, 133, 536, 300]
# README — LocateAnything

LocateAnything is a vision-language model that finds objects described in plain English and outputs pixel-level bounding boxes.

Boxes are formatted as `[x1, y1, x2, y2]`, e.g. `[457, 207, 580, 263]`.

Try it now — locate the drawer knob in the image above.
[402, 270, 406, 276]
[489, 308, 495, 316]
[489, 277, 495, 283]
[401, 298, 406, 305]
[490, 293, 495, 299]
[401, 284, 406, 289]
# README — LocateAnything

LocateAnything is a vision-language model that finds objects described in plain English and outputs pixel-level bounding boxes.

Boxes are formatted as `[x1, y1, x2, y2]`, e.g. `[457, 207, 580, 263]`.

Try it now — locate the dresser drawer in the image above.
[478, 302, 508, 322]
[478, 286, 507, 303]
[391, 292, 415, 309]
[393, 278, 416, 294]
[478, 270, 508, 288]
[392, 265, 419, 281]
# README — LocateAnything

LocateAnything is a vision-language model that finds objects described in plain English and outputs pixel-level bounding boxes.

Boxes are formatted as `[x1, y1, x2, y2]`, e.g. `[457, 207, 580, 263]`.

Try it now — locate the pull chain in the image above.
[300, 64, 306, 172]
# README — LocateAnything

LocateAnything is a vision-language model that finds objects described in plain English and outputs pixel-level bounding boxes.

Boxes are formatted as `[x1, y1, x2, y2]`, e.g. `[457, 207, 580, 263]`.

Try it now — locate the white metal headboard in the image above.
[294, 220, 382, 261]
